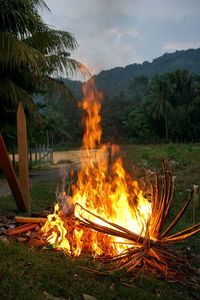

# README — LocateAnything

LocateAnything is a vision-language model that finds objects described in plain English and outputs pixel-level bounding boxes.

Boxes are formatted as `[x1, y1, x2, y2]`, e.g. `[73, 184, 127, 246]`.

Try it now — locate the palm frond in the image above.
[31, 0, 51, 11]
[0, 0, 49, 38]
[45, 55, 90, 78]
[0, 32, 46, 72]
[25, 30, 78, 54]
[44, 77, 75, 100]
[0, 78, 36, 111]
[0, 0, 86, 118]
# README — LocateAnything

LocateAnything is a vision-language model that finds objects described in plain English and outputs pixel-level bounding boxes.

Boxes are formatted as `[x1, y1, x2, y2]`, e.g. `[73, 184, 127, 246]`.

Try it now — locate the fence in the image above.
[30, 145, 53, 167]
[9, 144, 53, 169]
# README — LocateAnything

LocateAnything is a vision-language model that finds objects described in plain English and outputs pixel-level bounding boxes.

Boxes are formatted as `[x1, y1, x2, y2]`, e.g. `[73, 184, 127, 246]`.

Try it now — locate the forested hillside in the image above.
[54, 48, 200, 145]
[63, 48, 200, 99]
[3, 47, 200, 149]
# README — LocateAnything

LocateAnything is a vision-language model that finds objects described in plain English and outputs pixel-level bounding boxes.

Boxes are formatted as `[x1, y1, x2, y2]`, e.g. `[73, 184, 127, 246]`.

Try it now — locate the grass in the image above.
[0, 181, 57, 216]
[0, 239, 190, 300]
[121, 144, 200, 235]
[0, 143, 200, 299]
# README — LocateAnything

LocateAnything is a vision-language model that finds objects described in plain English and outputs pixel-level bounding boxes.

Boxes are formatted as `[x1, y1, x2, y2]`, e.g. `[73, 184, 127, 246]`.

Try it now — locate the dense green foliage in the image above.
[32, 68, 200, 147]
[0, 0, 86, 149]
[45, 49, 200, 147]
[64, 48, 200, 99]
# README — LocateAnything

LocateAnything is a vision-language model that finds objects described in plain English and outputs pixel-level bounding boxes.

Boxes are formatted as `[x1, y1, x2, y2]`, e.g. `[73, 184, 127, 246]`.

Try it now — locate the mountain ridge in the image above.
[62, 48, 200, 99]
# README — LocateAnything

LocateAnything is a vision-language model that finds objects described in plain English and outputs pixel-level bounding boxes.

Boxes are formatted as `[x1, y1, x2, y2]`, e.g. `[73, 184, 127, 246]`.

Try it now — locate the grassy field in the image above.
[0, 144, 200, 300]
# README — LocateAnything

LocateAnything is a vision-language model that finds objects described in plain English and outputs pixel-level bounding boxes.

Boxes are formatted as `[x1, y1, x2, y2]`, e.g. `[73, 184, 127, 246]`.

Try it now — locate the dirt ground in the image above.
[0, 149, 108, 196]
[9, 149, 105, 164]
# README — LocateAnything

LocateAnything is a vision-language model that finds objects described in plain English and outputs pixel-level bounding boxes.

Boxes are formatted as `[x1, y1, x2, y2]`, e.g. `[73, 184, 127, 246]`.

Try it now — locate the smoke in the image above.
[94, 0, 141, 12]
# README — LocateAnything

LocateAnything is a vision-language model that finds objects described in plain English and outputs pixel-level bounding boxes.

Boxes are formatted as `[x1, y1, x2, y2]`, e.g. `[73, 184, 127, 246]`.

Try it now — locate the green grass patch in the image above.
[0, 240, 195, 300]
[121, 144, 200, 232]
[0, 180, 57, 216]
[121, 143, 200, 170]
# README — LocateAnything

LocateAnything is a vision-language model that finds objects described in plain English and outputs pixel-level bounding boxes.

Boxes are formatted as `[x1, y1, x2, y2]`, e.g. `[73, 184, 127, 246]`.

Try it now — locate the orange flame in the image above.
[41, 78, 152, 256]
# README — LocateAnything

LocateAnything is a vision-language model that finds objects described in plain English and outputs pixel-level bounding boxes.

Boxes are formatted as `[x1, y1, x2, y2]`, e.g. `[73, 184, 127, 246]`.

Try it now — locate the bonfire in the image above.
[40, 79, 200, 287]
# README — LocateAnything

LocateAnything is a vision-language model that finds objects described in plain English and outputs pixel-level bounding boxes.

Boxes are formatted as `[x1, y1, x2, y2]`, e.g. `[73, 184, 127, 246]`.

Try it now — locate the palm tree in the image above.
[128, 75, 149, 107]
[168, 70, 194, 105]
[0, 0, 87, 121]
[146, 75, 173, 142]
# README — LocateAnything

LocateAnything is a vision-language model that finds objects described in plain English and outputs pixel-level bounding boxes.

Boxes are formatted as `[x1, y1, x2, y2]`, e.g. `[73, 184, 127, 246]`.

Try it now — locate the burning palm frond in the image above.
[74, 162, 200, 288]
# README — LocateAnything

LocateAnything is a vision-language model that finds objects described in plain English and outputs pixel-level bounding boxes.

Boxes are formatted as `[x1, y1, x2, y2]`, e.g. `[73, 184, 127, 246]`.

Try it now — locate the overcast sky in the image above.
[42, 0, 200, 76]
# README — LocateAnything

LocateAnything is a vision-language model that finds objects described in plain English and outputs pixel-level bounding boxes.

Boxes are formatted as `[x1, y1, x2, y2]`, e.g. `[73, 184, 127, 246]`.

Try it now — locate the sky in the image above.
[42, 0, 200, 76]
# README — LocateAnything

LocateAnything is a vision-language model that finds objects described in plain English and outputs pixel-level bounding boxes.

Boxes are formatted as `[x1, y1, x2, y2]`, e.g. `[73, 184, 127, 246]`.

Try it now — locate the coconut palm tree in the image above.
[146, 75, 173, 142]
[168, 69, 194, 105]
[0, 0, 87, 120]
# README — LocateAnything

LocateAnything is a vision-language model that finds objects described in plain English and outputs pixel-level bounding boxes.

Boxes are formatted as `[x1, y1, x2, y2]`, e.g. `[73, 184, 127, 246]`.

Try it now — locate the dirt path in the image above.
[0, 162, 80, 197]
[0, 149, 108, 197]
[0, 148, 83, 197]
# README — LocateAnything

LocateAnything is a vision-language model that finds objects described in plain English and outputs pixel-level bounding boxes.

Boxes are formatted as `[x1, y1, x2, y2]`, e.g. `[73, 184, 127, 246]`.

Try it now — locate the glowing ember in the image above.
[41, 78, 152, 256]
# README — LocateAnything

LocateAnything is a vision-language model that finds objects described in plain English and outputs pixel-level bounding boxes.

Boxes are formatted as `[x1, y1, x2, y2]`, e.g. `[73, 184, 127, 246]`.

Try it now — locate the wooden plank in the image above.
[0, 132, 27, 210]
[17, 102, 30, 211]
[6, 223, 37, 235]
[15, 216, 47, 223]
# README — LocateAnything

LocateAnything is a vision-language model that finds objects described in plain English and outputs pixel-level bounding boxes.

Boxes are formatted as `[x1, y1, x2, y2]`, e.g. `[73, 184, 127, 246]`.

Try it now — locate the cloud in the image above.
[163, 41, 200, 51]
[42, 0, 200, 75]
[73, 23, 141, 73]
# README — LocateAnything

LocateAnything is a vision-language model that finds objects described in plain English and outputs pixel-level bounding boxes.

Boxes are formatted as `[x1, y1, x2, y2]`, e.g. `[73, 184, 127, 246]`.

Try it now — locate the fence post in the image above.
[35, 145, 37, 163]
[17, 102, 30, 211]
[39, 144, 41, 161]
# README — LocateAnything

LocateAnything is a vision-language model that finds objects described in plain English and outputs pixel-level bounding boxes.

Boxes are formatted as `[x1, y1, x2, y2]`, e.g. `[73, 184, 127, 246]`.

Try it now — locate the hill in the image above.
[62, 48, 200, 100]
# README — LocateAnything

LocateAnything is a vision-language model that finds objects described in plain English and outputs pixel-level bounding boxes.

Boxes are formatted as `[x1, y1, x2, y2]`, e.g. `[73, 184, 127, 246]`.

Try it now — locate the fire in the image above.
[41, 78, 152, 256]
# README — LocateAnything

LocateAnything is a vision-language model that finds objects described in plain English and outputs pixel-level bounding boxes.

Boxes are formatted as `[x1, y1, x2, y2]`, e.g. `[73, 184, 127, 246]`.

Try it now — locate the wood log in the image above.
[15, 216, 47, 224]
[6, 223, 37, 235]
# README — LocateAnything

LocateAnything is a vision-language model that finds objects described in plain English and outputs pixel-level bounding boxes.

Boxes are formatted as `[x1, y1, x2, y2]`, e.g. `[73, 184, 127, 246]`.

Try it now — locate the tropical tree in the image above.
[0, 0, 87, 128]
[146, 75, 173, 142]
[165, 70, 196, 141]
[167, 70, 194, 105]
[126, 109, 153, 142]
[128, 75, 149, 107]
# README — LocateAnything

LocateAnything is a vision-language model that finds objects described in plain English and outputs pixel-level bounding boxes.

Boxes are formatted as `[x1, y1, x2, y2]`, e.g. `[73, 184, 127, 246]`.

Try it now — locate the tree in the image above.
[35, 88, 82, 147]
[146, 75, 173, 142]
[126, 109, 153, 142]
[128, 75, 149, 107]
[0, 0, 87, 126]
[168, 70, 194, 106]
[165, 70, 197, 141]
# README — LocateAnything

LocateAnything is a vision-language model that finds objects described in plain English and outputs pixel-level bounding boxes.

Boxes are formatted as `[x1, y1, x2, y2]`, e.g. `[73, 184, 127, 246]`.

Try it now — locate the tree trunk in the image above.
[165, 115, 169, 143]
[46, 130, 49, 148]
